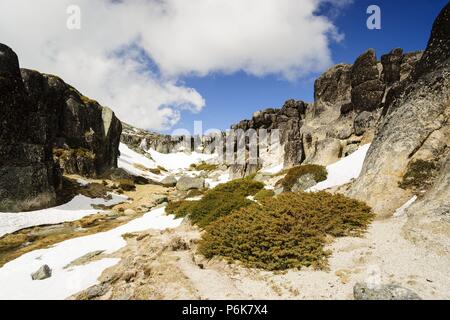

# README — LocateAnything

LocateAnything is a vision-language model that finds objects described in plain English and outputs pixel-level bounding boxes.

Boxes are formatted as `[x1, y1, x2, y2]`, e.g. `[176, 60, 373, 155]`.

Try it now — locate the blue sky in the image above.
[169, 0, 448, 134]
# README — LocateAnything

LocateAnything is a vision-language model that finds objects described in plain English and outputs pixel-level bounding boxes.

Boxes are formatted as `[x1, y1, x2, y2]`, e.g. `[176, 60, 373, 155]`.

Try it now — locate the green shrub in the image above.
[276, 165, 327, 191]
[199, 192, 373, 271]
[399, 159, 438, 193]
[190, 162, 219, 172]
[166, 178, 264, 227]
[253, 189, 275, 202]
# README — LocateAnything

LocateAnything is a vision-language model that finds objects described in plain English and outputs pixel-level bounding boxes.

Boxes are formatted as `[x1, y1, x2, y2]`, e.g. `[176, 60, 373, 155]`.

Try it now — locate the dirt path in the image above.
[72, 213, 450, 300]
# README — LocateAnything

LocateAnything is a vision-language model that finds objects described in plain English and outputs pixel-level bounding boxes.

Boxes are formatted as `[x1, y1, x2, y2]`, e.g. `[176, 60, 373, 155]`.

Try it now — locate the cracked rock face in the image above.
[0, 43, 59, 212]
[0, 43, 122, 211]
[20, 69, 122, 177]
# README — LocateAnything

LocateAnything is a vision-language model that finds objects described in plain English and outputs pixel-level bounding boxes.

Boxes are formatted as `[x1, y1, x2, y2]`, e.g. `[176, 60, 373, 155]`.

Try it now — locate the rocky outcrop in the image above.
[21, 69, 122, 177]
[227, 46, 421, 177]
[121, 122, 189, 155]
[0, 43, 122, 212]
[0, 44, 60, 212]
[347, 3, 450, 224]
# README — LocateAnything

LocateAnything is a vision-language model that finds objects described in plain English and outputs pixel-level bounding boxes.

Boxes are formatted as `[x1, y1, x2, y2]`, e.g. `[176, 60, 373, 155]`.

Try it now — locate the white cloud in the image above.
[0, 0, 348, 130]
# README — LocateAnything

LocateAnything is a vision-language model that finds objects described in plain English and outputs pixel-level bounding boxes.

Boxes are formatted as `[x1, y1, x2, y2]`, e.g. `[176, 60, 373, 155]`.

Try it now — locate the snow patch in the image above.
[148, 148, 216, 171]
[261, 164, 284, 175]
[308, 144, 371, 192]
[0, 194, 128, 238]
[0, 207, 182, 300]
[393, 196, 417, 218]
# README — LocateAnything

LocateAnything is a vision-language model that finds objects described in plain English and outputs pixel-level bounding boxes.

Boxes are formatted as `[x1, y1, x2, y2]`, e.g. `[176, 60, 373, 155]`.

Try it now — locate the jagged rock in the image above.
[354, 111, 375, 136]
[348, 3, 450, 218]
[351, 79, 386, 112]
[314, 64, 352, 115]
[160, 175, 177, 187]
[0, 43, 59, 212]
[176, 176, 205, 191]
[351, 49, 380, 87]
[381, 48, 404, 85]
[400, 51, 423, 81]
[353, 283, 421, 300]
[31, 265, 52, 280]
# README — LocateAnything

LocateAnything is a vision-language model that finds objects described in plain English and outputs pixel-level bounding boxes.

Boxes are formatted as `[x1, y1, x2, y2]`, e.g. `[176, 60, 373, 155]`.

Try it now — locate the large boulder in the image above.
[160, 175, 177, 187]
[176, 176, 205, 191]
[0, 44, 60, 212]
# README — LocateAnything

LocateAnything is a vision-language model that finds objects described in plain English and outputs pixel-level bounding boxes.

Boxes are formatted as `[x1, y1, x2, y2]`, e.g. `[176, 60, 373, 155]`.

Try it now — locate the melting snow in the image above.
[118, 143, 217, 179]
[393, 196, 418, 217]
[148, 148, 216, 171]
[309, 144, 371, 192]
[0, 206, 182, 300]
[0, 194, 128, 238]
[261, 164, 284, 175]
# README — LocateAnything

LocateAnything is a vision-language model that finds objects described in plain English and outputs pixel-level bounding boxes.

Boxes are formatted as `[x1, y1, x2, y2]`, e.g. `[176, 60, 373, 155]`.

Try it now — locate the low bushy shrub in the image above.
[276, 165, 327, 191]
[199, 192, 373, 271]
[166, 178, 264, 227]
[190, 162, 219, 172]
[253, 189, 275, 202]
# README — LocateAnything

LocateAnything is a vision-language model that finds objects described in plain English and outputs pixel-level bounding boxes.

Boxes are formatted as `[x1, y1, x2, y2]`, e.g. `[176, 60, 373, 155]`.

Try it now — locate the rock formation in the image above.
[0, 43, 122, 212]
[225, 45, 422, 177]
[347, 3, 450, 223]
[21, 69, 122, 177]
[0, 44, 60, 212]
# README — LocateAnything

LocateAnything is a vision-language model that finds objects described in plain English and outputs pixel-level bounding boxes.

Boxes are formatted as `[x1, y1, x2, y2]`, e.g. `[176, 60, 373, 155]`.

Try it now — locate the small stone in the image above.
[151, 194, 168, 205]
[124, 208, 136, 216]
[31, 264, 52, 280]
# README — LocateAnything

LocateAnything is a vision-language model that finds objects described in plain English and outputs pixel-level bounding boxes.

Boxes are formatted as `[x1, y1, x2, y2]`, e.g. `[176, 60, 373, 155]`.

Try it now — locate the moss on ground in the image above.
[276, 164, 327, 191]
[166, 178, 264, 227]
[199, 192, 374, 271]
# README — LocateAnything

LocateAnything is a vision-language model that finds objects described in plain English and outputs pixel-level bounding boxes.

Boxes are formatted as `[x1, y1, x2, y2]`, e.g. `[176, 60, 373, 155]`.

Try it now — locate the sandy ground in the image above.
[72, 213, 450, 300]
